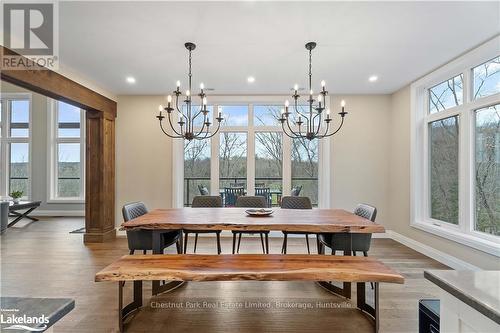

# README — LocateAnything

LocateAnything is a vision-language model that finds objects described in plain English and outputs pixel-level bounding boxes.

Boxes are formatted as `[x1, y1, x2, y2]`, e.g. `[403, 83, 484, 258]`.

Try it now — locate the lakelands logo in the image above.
[1, 313, 49, 331]
[2, 1, 59, 70]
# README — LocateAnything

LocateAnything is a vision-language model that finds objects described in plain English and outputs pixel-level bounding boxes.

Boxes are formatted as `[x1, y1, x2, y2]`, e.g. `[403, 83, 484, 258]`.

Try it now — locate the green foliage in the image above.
[10, 190, 23, 199]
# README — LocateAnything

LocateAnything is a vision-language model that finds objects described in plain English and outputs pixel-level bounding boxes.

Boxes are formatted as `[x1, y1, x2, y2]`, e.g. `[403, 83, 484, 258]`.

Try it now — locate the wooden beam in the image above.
[1, 45, 117, 242]
[1, 45, 116, 116]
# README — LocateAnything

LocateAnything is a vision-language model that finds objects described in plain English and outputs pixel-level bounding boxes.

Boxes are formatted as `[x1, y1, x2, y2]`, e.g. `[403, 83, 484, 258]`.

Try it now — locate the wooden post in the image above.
[84, 110, 116, 242]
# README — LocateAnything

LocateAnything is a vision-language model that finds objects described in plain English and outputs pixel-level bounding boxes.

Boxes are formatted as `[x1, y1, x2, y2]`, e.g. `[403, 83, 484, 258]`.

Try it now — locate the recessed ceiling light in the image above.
[126, 76, 136, 84]
[368, 75, 378, 82]
[247, 76, 255, 83]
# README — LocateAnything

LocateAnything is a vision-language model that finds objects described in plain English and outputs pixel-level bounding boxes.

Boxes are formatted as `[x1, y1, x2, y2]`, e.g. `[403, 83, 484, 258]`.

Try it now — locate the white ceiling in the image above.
[58, 1, 500, 96]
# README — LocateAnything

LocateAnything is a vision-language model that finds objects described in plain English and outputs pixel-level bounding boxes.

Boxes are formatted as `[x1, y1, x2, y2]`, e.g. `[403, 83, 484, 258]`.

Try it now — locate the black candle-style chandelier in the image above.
[156, 42, 223, 141]
[279, 42, 347, 140]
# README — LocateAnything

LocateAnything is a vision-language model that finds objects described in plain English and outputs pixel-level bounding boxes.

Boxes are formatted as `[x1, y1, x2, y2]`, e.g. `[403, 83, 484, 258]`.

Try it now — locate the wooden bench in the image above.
[96, 254, 404, 332]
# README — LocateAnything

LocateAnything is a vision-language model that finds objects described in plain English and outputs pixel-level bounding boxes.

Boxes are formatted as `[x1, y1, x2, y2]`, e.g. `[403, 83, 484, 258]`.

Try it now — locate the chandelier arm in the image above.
[324, 116, 345, 138]
[285, 117, 301, 138]
[192, 104, 205, 124]
[194, 116, 208, 137]
[293, 100, 309, 122]
[159, 119, 182, 139]
[200, 121, 221, 139]
[313, 112, 322, 136]
[281, 120, 299, 139]
[174, 94, 186, 119]
[167, 111, 183, 136]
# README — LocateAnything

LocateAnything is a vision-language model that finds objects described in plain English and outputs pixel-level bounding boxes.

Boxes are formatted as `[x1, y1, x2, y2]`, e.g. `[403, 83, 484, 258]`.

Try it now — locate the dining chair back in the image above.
[233, 195, 270, 254]
[291, 185, 302, 196]
[224, 187, 245, 207]
[123, 202, 181, 254]
[280, 196, 313, 254]
[281, 196, 312, 209]
[254, 187, 271, 207]
[187, 196, 222, 254]
[191, 196, 222, 208]
[235, 196, 268, 208]
[319, 203, 377, 254]
[197, 184, 209, 195]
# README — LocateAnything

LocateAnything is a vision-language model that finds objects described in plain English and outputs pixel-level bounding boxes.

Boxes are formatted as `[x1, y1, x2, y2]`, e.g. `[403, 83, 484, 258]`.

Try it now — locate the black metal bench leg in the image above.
[118, 280, 143, 333]
[194, 233, 199, 253]
[265, 233, 269, 254]
[356, 282, 379, 333]
[237, 233, 242, 253]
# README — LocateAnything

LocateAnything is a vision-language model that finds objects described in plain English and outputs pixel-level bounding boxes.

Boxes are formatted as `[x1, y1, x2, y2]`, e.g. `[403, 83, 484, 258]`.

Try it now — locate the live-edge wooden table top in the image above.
[121, 208, 385, 234]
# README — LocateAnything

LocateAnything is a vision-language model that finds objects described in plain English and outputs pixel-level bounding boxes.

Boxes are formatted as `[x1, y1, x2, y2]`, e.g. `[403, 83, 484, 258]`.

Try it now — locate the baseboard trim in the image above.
[32, 210, 85, 217]
[387, 230, 480, 271]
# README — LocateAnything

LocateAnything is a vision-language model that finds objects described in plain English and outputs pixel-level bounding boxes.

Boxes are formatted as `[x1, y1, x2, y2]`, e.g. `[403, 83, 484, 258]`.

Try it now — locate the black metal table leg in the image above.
[151, 230, 185, 296]
[7, 207, 39, 227]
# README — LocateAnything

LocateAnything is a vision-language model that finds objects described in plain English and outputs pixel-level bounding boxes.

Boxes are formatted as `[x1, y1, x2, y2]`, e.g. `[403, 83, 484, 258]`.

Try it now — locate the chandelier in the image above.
[280, 42, 347, 140]
[156, 42, 223, 141]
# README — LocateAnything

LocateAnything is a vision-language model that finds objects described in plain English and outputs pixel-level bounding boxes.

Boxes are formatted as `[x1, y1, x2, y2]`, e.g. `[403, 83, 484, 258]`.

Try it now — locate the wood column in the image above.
[84, 110, 116, 242]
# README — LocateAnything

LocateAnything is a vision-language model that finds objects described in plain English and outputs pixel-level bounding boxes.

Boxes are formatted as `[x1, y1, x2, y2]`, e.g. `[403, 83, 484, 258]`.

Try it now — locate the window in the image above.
[428, 74, 463, 114]
[0, 94, 31, 199]
[184, 139, 210, 206]
[219, 132, 247, 189]
[49, 100, 85, 201]
[292, 138, 318, 205]
[411, 37, 500, 255]
[180, 99, 328, 207]
[429, 116, 459, 225]
[473, 56, 500, 99]
[474, 104, 500, 236]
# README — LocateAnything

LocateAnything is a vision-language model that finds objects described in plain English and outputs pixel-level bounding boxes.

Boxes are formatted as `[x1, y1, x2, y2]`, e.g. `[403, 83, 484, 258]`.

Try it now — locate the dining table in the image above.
[121, 207, 385, 297]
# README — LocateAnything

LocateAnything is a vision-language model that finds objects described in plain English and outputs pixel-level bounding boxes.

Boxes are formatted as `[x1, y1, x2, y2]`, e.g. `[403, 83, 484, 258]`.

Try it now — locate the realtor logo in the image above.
[2, 1, 59, 69]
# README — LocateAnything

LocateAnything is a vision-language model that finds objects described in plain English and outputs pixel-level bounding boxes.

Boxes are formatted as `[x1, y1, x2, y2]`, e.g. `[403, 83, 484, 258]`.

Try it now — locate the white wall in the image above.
[0, 81, 85, 213]
[115, 96, 173, 224]
[330, 95, 391, 229]
[388, 86, 500, 270]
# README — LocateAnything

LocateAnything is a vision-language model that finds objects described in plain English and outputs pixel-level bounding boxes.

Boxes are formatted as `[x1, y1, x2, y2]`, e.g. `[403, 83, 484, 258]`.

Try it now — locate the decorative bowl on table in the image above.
[245, 209, 274, 217]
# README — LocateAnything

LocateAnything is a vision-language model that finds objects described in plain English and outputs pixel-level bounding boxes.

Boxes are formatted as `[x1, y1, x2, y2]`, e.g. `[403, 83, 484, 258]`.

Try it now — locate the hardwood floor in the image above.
[1, 217, 448, 332]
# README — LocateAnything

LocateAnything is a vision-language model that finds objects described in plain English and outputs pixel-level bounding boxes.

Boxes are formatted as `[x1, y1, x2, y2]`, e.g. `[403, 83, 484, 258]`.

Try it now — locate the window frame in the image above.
[0, 93, 32, 200]
[411, 36, 500, 256]
[173, 95, 331, 208]
[47, 99, 86, 203]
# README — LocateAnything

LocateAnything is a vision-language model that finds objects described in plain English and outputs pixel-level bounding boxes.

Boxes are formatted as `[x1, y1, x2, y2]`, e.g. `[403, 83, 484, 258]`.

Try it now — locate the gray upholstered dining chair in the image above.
[122, 202, 182, 254]
[232, 196, 269, 254]
[280, 196, 313, 254]
[185, 196, 223, 254]
[318, 203, 377, 256]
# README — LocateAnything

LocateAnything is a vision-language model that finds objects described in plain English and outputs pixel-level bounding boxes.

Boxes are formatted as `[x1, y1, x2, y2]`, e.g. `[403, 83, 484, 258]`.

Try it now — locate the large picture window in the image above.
[181, 99, 325, 207]
[0, 94, 31, 199]
[411, 37, 500, 255]
[49, 100, 85, 201]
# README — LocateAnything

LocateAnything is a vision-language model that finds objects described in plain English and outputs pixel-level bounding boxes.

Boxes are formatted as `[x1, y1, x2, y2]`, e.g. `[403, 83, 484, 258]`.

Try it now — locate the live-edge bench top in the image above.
[95, 254, 404, 284]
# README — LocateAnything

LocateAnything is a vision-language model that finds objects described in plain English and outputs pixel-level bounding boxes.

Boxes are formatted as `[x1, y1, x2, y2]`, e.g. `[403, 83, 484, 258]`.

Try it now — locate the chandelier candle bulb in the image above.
[200, 83, 204, 90]
[186, 90, 190, 97]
